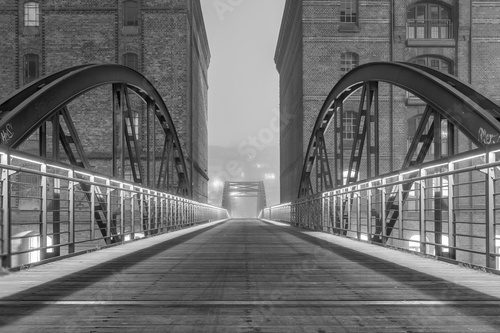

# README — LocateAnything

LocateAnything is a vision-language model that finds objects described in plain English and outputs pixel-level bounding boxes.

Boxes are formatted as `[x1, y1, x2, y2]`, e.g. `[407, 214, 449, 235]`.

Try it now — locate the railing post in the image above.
[140, 189, 145, 234]
[447, 162, 456, 260]
[398, 174, 403, 243]
[332, 192, 337, 234]
[147, 191, 152, 232]
[68, 170, 75, 253]
[347, 189, 352, 235]
[120, 183, 125, 239]
[40, 163, 48, 260]
[486, 152, 496, 269]
[131, 192, 135, 239]
[160, 194, 165, 232]
[90, 176, 95, 241]
[154, 192, 158, 232]
[106, 179, 112, 242]
[1, 153, 11, 268]
[339, 192, 344, 235]
[356, 190, 361, 240]
[367, 188, 372, 240]
[419, 169, 427, 254]
[381, 179, 387, 243]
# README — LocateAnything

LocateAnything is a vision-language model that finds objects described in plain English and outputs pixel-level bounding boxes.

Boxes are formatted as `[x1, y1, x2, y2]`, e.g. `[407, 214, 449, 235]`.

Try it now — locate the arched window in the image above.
[123, 0, 139, 26]
[23, 53, 39, 84]
[340, 52, 359, 73]
[410, 55, 453, 74]
[122, 52, 139, 71]
[407, 2, 452, 39]
[340, 0, 358, 23]
[343, 111, 357, 140]
[24, 2, 40, 27]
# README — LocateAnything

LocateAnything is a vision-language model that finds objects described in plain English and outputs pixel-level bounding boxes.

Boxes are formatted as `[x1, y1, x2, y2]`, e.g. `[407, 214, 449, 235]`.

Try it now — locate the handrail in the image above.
[0, 148, 229, 269]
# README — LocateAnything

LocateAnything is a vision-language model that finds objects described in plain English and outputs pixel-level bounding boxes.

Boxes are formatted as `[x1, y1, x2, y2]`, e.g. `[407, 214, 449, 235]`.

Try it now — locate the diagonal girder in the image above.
[57, 108, 120, 244]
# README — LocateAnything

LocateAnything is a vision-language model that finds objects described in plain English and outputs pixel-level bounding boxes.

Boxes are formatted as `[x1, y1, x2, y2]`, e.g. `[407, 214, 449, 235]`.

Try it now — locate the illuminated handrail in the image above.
[261, 144, 500, 271]
[0, 149, 229, 269]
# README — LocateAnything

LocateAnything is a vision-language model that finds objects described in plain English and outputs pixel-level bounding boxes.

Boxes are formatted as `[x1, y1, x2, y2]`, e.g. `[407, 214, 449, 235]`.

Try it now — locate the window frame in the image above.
[406, 2, 453, 41]
[342, 110, 357, 140]
[23, 53, 40, 84]
[24, 2, 40, 27]
[123, 0, 139, 27]
[340, 52, 359, 73]
[122, 52, 139, 71]
[340, 0, 358, 24]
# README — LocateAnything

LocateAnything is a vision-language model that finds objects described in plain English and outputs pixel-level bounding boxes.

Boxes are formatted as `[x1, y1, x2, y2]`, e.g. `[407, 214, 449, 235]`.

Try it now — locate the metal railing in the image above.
[0, 149, 229, 269]
[407, 19, 453, 40]
[261, 145, 500, 271]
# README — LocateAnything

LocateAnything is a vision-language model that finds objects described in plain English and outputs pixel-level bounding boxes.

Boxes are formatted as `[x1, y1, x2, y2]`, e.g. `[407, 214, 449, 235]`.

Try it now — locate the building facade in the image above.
[0, 0, 210, 202]
[275, 0, 500, 203]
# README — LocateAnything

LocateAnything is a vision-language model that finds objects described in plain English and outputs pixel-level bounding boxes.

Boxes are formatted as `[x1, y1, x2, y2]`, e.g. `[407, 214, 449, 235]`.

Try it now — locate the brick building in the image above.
[275, 0, 500, 203]
[0, 0, 210, 202]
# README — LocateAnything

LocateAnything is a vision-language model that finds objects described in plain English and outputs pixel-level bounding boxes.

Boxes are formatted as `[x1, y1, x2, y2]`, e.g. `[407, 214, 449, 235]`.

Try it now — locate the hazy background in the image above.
[200, 0, 286, 211]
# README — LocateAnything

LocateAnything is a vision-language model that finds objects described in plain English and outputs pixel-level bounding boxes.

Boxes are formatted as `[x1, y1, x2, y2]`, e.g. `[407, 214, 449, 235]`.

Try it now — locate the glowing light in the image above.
[265, 173, 276, 180]
[422, 163, 447, 171]
[409, 235, 421, 251]
[211, 179, 224, 189]
[47, 236, 54, 253]
[11, 155, 44, 165]
[442, 235, 449, 253]
[359, 234, 368, 241]
[452, 154, 485, 165]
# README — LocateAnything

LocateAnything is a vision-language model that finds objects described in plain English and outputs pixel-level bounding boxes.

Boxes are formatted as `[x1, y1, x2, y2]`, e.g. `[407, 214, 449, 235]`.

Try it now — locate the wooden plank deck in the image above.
[0, 218, 500, 332]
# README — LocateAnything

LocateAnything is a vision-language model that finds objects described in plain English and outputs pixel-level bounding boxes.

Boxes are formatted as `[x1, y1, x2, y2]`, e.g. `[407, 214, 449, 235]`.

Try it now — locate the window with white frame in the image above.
[24, 2, 40, 27]
[340, 52, 359, 73]
[340, 0, 358, 23]
[343, 111, 357, 140]
[123, 0, 139, 26]
[407, 2, 452, 39]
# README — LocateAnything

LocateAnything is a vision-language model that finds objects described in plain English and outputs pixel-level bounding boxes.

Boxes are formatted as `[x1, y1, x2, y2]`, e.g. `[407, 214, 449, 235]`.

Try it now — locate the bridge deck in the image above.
[1, 219, 500, 332]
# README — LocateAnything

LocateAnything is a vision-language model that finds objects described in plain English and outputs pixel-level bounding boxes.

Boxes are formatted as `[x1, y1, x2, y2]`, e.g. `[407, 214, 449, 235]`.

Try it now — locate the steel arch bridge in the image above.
[263, 61, 500, 269]
[299, 62, 500, 199]
[0, 64, 200, 248]
[0, 64, 190, 195]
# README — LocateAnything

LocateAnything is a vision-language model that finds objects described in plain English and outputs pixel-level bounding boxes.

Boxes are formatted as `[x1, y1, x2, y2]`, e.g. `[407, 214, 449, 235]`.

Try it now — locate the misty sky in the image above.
[200, 0, 286, 148]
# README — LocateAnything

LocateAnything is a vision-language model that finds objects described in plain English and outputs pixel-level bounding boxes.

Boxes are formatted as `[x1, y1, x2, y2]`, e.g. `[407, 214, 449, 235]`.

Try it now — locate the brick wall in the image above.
[275, 1, 304, 203]
[0, 0, 210, 201]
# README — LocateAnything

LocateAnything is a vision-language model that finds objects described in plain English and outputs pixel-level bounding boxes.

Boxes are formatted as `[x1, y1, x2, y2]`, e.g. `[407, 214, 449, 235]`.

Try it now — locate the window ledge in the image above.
[122, 26, 139, 35]
[406, 38, 455, 47]
[338, 23, 360, 33]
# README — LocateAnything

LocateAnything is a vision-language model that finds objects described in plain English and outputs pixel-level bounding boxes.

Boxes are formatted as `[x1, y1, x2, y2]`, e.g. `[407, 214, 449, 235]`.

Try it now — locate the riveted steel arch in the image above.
[299, 61, 500, 199]
[0, 64, 192, 245]
[0, 64, 190, 197]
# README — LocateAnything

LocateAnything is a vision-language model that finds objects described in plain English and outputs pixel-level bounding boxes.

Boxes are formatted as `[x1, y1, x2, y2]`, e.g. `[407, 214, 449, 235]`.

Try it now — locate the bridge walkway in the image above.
[1, 219, 500, 332]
